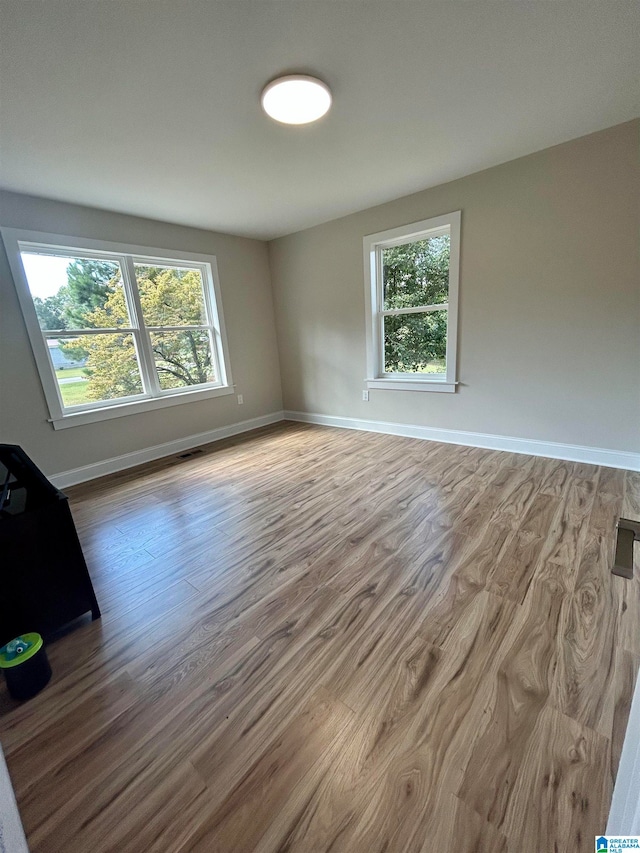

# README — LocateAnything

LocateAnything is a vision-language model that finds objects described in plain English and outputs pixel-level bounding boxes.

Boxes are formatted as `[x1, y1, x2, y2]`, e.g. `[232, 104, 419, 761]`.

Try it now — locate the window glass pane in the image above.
[384, 310, 447, 374]
[382, 234, 450, 310]
[52, 334, 143, 407]
[135, 264, 208, 326]
[20, 253, 131, 330]
[150, 331, 216, 390]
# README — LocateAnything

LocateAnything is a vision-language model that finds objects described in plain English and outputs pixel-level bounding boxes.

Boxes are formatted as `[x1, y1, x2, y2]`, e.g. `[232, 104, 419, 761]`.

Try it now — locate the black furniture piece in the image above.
[0, 444, 100, 647]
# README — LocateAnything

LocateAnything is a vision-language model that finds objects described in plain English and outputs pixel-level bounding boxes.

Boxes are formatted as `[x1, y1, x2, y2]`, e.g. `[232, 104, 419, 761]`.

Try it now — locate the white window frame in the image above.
[2, 228, 234, 429]
[363, 211, 460, 393]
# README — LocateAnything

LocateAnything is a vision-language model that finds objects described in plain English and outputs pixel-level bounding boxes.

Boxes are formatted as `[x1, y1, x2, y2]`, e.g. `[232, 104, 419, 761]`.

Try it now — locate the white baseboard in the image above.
[50, 411, 285, 489]
[284, 410, 640, 471]
[50, 408, 640, 488]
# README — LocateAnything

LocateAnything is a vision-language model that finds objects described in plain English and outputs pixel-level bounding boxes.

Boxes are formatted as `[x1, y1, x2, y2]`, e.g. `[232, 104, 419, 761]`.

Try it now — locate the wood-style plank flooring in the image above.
[1, 422, 639, 852]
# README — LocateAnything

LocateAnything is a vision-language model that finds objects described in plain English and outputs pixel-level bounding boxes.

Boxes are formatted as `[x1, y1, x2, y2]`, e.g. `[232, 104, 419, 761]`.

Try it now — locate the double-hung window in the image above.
[364, 211, 460, 392]
[2, 230, 233, 428]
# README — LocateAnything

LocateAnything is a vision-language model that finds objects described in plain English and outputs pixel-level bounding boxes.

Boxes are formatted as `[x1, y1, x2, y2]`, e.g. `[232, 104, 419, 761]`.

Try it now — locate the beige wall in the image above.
[269, 120, 640, 453]
[0, 191, 283, 476]
[1, 121, 638, 480]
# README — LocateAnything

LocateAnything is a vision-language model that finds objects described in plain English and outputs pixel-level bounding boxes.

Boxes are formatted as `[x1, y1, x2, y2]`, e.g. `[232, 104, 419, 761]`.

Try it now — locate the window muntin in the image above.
[4, 231, 233, 426]
[364, 212, 460, 392]
[129, 261, 218, 395]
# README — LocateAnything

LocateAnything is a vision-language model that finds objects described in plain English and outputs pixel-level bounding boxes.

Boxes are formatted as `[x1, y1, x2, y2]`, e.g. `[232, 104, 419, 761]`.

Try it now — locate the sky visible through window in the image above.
[21, 253, 72, 299]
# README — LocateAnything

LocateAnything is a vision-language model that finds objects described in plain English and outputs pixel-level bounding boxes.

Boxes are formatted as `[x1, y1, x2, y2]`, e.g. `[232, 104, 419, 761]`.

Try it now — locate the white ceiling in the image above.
[0, 2, 638, 241]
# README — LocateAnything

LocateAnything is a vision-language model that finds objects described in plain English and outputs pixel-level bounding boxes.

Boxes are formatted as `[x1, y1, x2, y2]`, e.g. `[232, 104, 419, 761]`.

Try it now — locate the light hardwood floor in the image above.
[1, 422, 639, 852]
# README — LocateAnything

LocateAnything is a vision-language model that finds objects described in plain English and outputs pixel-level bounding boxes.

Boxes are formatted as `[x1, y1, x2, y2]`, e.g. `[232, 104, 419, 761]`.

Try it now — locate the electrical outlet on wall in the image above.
[237, 394, 244, 404]
[362, 390, 369, 401]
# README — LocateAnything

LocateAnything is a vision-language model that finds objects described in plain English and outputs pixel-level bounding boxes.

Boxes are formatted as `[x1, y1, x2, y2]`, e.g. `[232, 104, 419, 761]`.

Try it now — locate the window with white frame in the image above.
[2, 230, 233, 428]
[363, 211, 460, 393]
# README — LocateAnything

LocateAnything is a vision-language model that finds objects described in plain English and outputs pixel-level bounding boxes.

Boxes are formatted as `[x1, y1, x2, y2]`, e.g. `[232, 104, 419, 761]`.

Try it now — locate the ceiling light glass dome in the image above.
[261, 75, 332, 125]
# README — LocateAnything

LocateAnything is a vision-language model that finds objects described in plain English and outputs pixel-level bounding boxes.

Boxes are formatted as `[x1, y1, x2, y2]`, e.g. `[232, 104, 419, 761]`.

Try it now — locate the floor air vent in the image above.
[177, 448, 204, 460]
[613, 519, 640, 579]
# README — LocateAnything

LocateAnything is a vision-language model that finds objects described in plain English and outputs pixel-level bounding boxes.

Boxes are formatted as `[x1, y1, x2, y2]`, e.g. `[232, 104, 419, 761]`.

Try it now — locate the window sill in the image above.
[48, 384, 235, 429]
[366, 378, 458, 393]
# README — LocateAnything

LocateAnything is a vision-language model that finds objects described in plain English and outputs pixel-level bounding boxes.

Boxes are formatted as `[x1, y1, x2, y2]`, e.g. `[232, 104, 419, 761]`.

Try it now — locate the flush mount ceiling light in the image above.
[261, 75, 332, 125]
